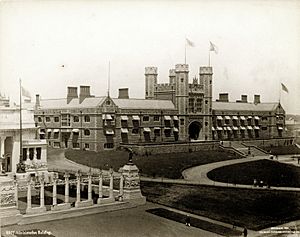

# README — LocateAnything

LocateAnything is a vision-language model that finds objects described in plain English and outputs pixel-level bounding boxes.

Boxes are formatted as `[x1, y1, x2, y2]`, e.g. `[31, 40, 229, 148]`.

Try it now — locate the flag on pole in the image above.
[281, 83, 289, 93]
[186, 38, 195, 47]
[209, 41, 218, 54]
[21, 86, 31, 99]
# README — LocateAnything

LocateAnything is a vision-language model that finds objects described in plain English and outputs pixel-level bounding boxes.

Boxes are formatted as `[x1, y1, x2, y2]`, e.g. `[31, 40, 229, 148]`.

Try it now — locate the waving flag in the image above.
[281, 83, 289, 93]
[186, 38, 195, 47]
[21, 86, 31, 99]
[209, 41, 218, 54]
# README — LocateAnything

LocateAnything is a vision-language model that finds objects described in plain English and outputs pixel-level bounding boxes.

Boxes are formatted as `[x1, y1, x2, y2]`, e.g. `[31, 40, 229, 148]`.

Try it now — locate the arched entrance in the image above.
[188, 121, 202, 140]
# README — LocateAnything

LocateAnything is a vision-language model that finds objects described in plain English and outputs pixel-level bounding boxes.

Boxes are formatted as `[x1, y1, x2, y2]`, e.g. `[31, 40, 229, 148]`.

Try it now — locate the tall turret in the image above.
[175, 64, 189, 140]
[169, 69, 176, 84]
[199, 66, 213, 140]
[145, 67, 158, 100]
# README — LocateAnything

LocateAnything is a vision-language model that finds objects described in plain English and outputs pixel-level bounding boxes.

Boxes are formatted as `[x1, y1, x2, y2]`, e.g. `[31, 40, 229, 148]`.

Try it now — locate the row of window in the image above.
[37, 115, 91, 123]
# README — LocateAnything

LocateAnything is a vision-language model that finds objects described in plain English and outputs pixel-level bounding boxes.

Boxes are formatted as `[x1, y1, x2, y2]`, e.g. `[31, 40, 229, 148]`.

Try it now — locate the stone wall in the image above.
[122, 141, 220, 155]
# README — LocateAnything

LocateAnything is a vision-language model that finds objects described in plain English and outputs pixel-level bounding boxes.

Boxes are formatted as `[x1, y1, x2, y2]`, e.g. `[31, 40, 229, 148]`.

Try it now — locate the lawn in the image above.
[147, 208, 242, 236]
[260, 144, 300, 155]
[141, 182, 300, 230]
[207, 159, 300, 187]
[65, 149, 240, 179]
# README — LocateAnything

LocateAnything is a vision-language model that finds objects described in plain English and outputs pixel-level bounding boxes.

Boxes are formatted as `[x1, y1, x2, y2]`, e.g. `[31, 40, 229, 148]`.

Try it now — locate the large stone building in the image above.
[34, 63, 286, 152]
[0, 104, 47, 174]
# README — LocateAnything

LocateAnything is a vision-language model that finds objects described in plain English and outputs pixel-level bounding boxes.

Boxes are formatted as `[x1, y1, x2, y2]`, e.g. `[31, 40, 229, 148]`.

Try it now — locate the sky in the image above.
[0, 0, 299, 114]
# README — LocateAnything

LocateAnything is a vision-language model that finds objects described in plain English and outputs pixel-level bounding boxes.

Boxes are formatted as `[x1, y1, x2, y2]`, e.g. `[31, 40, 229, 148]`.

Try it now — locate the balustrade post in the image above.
[88, 171, 92, 201]
[64, 173, 70, 203]
[109, 168, 114, 199]
[119, 174, 124, 201]
[52, 173, 58, 206]
[40, 174, 45, 208]
[26, 177, 32, 210]
[75, 171, 81, 206]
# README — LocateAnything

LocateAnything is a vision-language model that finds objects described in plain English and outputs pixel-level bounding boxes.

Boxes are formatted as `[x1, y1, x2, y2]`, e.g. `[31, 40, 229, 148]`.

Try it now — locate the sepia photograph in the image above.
[0, 0, 300, 236]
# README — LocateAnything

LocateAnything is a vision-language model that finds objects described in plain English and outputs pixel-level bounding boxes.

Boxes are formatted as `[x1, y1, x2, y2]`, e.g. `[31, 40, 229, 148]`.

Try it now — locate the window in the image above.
[85, 143, 90, 150]
[189, 98, 194, 112]
[106, 100, 111, 105]
[61, 114, 70, 127]
[36, 148, 41, 160]
[205, 122, 208, 126]
[104, 143, 114, 149]
[181, 78, 184, 83]
[73, 143, 80, 149]
[54, 132, 59, 139]
[45, 117, 50, 122]
[84, 129, 90, 136]
[29, 148, 34, 160]
[143, 116, 149, 122]
[164, 129, 171, 137]
[196, 98, 202, 112]
[261, 127, 268, 130]
[84, 115, 90, 122]
[180, 119, 184, 125]
[54, 117, 59, 122]
[154, 115, 160, 121]
[205, 100, 208, 105]
[132, 128, 139, 134]
[73, 116, 79, 122]
[38, 117, 42, 122]
[53, 142, 60, 148]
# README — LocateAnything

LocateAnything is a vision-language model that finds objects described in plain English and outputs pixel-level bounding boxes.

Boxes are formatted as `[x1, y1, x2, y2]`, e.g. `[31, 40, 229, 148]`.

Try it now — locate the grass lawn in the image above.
[65, 149, 239, 179]
[147, 208, 242, 236]
[207, 159, 300, 187]
[260, 144, 300, 155]
[141, 181, 300, 230]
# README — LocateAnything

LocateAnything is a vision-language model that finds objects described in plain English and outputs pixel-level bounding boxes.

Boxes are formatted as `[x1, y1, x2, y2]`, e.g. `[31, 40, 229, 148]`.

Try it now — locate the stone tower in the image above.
[175, 64, 189, 140]
[145, 67, 158, 100]
[199, 67, 213, 140]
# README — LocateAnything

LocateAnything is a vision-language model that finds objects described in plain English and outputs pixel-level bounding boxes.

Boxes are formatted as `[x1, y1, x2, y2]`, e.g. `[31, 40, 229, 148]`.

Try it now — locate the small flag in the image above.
[21, 86, 31, 99]
[209, 41, 218, 54]
[186, 38, 195, 47]
[281, 83, 289, 93]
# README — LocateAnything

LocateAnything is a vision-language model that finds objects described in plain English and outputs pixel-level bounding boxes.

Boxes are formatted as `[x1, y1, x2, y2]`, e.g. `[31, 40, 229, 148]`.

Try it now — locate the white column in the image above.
[26, 178, 32, 210]
[52, 173, 58, 206]
[64, 173, 70, 203]
[98, 171, 103, 198]
[33, 148, 37, 161]
[75, 172, 81, 204]
[119, 175, 124, 198]
[0, 137, 5, 158]
[40, 175, 45, 208]
[26, 149, 30, 162]
[109, 168, 114, 199]
[88, 172, 92, 201]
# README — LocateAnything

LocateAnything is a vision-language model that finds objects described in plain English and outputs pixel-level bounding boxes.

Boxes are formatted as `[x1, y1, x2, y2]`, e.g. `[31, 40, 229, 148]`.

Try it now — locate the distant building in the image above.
[34, 64, 286, 152]
[0, 105, 47, 174]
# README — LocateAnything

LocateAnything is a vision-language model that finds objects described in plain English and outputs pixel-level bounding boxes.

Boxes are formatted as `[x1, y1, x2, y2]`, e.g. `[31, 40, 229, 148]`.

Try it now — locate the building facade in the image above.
[34, 63, 286, 152]
[0, 106, 47, 174]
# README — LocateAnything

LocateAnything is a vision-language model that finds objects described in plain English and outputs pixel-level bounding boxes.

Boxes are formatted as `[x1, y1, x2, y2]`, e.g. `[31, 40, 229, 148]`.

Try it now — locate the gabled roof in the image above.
[112, 98, 176, 110]
[212, 101, 279, 112]
[39, 97, 106, 109]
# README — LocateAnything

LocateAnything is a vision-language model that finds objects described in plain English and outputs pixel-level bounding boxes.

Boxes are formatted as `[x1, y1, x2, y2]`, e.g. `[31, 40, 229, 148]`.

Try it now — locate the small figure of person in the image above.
[185, 215, 191, 227]
[243, 227, 248, 237]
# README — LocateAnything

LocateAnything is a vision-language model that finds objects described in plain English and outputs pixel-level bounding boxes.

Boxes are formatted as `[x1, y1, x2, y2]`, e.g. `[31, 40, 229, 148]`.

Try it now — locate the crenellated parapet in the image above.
[156, 83, 174, 91]
[169, 69, 176, 77]
[189, 84, 204, 92]
[199, 66, 213, 75]
[175, 64, 189, 72]
[145, 67, 158, 75]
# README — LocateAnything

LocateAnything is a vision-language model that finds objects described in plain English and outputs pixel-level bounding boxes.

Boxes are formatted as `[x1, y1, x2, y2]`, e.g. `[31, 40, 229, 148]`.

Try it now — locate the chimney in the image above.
[217, 93, 229, 102]
[35, 94, 40, 109]
[79, 85, 91, 104]
[118, 88, 129, 99]
[254, 94, 260, 104]
[241, 94, 248, 103]
[67, 86, 78, 104]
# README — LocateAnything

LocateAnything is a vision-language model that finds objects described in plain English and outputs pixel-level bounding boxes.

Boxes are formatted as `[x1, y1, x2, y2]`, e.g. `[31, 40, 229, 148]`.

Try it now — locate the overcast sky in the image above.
[0, 0, 299, 114]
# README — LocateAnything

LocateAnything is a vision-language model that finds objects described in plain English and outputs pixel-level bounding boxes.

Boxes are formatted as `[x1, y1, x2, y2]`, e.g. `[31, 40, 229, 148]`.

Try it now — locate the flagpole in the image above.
[19, 79, 23, 169]
[184, 41, 187, 64]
